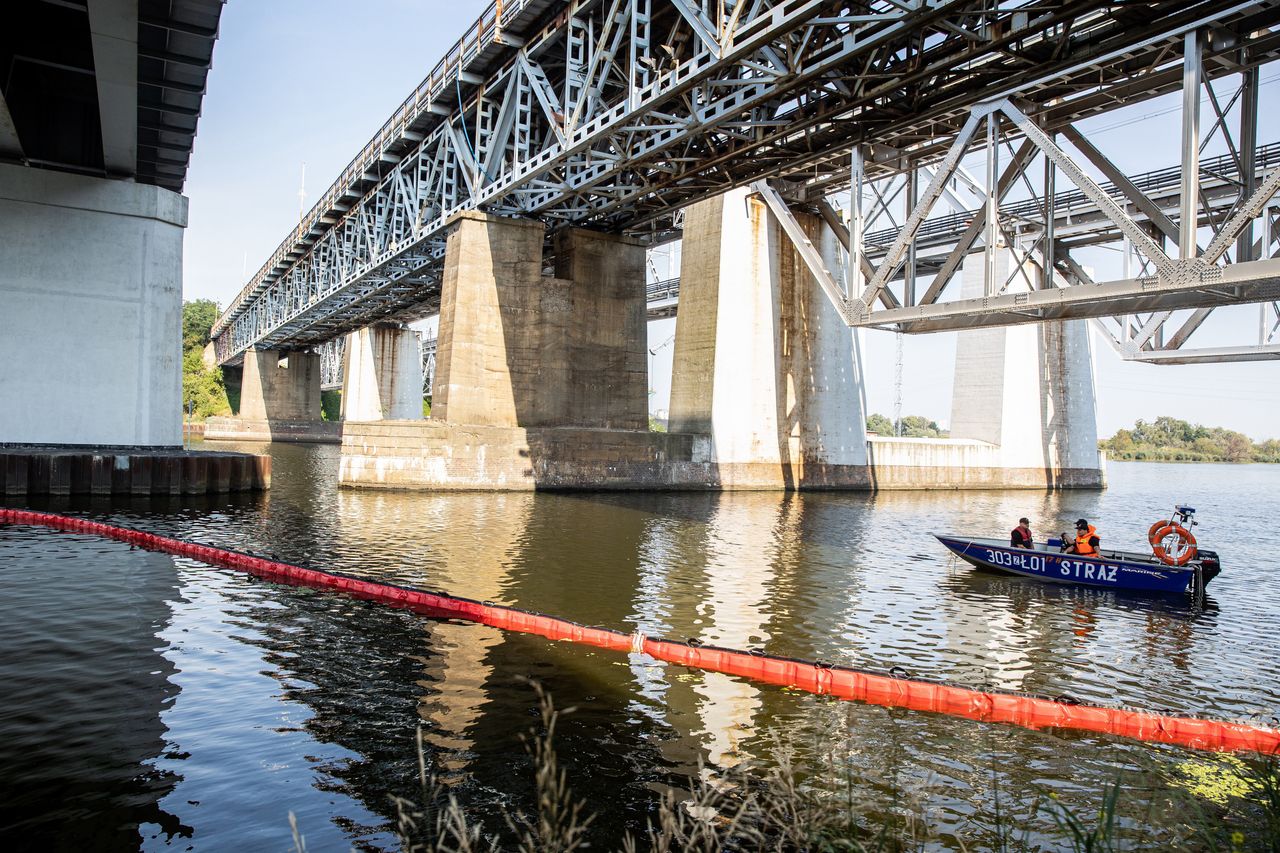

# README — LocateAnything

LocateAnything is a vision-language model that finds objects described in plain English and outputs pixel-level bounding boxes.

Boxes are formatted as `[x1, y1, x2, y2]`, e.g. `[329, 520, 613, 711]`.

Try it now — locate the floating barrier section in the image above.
[4, 508, 1277, 755]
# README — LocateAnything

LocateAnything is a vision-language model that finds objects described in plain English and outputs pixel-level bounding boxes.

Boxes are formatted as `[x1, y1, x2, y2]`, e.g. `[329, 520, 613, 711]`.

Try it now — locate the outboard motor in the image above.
[1198, 549, 1222, 584]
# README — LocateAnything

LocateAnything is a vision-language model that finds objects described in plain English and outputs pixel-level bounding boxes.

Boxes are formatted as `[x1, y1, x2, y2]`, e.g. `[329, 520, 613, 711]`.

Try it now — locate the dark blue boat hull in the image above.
[935, 535, 1204, 594]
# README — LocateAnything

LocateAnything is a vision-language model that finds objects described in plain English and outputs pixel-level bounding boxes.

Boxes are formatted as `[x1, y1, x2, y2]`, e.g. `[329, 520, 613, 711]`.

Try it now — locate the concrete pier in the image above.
[205, 348, 340, 443]
[944, 249, 1105, 488]
[341, 212, 665, 488]
[431, 212, 648, 429]
[341, 325, 423, 422]
[668, 187, 870, 489]
[0, 164, 185, 447]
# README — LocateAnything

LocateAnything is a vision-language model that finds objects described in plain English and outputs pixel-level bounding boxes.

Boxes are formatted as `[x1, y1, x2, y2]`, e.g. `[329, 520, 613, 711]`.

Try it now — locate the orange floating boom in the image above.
[3, 508, 1276, 755]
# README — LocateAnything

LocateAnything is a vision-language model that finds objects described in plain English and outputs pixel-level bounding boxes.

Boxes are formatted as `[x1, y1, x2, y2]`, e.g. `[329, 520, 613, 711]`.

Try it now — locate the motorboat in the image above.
[935, 506, 1220, 595]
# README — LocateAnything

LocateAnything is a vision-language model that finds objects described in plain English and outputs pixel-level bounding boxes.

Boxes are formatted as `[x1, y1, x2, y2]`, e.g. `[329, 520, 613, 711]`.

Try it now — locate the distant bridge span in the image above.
[212, 0, 1280, 365]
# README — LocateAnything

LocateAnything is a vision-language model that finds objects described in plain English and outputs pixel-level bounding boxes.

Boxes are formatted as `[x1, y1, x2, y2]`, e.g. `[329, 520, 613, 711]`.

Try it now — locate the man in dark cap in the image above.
[1066, 518, 1100, 556]
[1010, 517, 1033, 548]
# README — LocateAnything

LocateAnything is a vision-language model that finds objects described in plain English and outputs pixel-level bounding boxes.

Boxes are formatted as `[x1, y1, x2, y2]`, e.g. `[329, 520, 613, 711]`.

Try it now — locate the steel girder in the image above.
[211, 0, 1280, 365]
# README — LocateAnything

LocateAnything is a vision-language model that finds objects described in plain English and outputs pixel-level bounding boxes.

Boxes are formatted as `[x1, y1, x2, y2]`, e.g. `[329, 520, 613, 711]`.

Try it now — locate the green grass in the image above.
[291, 684, 1280, 852]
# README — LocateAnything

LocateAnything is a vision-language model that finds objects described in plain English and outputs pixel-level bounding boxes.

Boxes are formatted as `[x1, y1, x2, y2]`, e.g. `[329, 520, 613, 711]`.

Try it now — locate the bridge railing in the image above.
[646, 278, 680, 302]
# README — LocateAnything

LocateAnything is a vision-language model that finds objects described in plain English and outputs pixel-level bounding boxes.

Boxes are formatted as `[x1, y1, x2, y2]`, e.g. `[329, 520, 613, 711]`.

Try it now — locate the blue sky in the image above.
[183, 2, 1279, 441]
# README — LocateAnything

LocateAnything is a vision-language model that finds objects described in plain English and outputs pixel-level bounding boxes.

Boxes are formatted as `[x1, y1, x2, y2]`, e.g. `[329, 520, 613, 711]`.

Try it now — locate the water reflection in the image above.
[4, 452, 1280, 849]
[0, 533, 186, 851]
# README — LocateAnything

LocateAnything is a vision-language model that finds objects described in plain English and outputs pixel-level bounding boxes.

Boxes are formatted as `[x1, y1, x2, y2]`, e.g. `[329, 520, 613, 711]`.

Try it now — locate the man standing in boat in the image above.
[1066, 519, 1101, 556]
[1010, 518, 1033, 548]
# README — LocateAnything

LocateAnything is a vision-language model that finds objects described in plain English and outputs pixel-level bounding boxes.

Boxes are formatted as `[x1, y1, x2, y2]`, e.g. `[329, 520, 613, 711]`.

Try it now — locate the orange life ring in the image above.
[1151, 523, 1198, 567]
[1148, 520, 1169, 546]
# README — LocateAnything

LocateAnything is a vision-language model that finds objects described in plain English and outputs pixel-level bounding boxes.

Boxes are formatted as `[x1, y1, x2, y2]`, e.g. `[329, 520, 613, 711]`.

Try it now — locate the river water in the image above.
[2, 445, 1278, 850]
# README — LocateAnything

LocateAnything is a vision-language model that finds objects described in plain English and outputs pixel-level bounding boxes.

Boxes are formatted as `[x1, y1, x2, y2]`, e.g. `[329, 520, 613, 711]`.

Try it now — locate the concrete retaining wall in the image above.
[867, 436, 1106, 489]
[204, 417, 342, 444]
[339, 421, 710, 490]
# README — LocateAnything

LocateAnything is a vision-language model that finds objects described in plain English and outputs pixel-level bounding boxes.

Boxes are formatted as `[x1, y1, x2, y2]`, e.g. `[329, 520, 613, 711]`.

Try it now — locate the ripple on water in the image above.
[2, 453, 1279, 850]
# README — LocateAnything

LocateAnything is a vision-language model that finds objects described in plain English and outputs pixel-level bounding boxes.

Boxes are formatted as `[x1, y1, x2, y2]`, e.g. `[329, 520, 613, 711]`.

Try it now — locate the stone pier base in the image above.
[340, 424, 1108, 492]
[204, 417, 342, 444]
[1, 446, 270, 496]
[339, 421, 708, 490]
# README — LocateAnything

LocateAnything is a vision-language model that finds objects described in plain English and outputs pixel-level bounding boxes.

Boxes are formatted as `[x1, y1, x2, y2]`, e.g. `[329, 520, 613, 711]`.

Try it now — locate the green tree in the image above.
[181, 300, 231, 419]
[182, 298, 220, 353]
[866, 413, 894, 435]
[1223, 431, 1253, 463]
[1103, 417, 1275, 464]
[899, 415, 945, 438]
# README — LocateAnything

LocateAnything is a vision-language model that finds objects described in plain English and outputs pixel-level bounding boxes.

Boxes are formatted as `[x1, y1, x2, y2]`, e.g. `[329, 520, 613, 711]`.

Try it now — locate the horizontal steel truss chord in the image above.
[211, 0, 1280, 365]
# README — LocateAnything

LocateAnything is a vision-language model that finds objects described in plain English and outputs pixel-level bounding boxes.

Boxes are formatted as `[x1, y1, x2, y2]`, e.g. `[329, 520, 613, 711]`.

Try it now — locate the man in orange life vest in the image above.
[1066, 519, 1100, 556]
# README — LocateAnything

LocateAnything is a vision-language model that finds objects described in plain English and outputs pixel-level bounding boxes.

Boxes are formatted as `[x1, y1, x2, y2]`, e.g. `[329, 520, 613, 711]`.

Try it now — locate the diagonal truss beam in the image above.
[668, 0, 722, 59]
[1203, 166, 1280, 263]
[916, 137, 1038, 306]
[752, 180, 850, 323]
[1000, 99, 1174, 274]
[854, 106, 990, 317]
[1060, 124, 1180, 245]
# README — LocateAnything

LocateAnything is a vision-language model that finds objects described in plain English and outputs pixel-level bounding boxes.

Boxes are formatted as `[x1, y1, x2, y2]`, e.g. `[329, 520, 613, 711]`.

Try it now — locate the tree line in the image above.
[1101, 416, 1279, 463]
[182, 299, 233, 419]
[866, 413, 948, 438]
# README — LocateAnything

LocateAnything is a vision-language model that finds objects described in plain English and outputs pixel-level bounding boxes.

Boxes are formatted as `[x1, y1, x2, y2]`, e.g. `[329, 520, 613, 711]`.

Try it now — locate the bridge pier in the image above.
[866, 248, 1105, 488]
[948, 249, 1104, 487]
[0, 164, 184, 447]
[340, 325, 423, 422]
[431, 212, 648, 428]
[668, 187, 871, 488]
[205, 348, 340, 443]
[340, 212, 707, 489]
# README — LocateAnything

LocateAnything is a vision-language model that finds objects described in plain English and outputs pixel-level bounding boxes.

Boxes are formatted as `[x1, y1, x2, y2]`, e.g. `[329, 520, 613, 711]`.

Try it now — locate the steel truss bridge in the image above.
[212, 0, 1280, 369]
[313, 140, 1279, 392]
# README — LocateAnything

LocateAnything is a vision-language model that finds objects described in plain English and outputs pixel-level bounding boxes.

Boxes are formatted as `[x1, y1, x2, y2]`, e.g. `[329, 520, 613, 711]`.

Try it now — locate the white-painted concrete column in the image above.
[669, 187, 869, 489]
[950, 248, 1103, 486]
[0, 163, 184, 446]
[339, 325, 424, 421]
